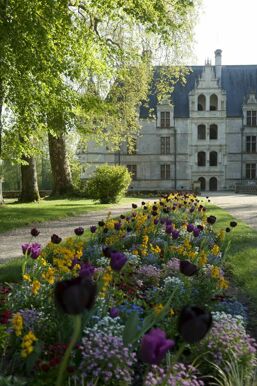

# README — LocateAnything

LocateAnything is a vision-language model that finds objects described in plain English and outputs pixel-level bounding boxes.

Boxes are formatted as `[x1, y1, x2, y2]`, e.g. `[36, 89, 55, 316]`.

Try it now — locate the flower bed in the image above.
[0, 192, 256, 385]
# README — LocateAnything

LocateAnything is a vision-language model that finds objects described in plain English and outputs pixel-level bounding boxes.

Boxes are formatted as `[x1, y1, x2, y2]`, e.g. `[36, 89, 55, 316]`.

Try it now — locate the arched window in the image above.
[210, 124, 218, 140]
[198, 177, 206, 191]
[210, 94, 218, 111]
[198, 151, 206, 166]
[209, 177, 218, 191]
[198, 124, 206, 140]
[198, 94, 206, 111]
[210, 151, 218, 166]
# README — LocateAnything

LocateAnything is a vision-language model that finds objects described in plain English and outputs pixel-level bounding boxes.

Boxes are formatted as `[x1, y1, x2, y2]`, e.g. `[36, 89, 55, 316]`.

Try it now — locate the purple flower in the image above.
[187, 224, 194, 233]
[109, 307, 120, 318]
[80, 262, 95, 278]
[51, 234, 62, 244]
[74, 227, 84, 236]
[31, 228, 40, 237]
[166, 219, 172, 226]
[21, 243, 41, 259]
[54, 277, 97, 315]
[166, 225, 173, 235]
[154, 219, 159, 225]
[190, 207, 195, 213]
[178, 306, 212, 344]
[230, 221, 237, 228]
[103, 246, 113, 258]
[110, 251, 127, 271]
[132, 203, 138, 209]
[114, 222, 122, 231]
[141, 328, 175, 364]
[207, 215, 216, 225]
[180, 260, 197, 276]
[90, 226, 97, 233]
[193, 228, 200, 237]
[172, 230, 180, 239]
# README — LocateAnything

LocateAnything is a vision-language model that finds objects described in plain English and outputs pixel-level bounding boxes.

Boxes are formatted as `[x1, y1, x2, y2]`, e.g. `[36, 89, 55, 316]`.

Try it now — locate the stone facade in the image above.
[79, 50, 257, 192]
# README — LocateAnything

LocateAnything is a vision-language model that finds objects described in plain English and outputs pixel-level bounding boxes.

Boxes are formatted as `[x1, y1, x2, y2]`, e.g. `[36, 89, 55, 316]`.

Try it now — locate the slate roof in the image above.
[140, 65, 257, 118]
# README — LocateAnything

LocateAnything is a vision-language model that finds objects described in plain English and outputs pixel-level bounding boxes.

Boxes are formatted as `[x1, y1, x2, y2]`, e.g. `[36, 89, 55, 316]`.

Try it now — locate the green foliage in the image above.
[86, 164, 131, 204]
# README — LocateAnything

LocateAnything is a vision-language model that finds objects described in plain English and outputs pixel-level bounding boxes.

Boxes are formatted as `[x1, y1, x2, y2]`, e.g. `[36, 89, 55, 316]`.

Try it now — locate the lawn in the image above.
[0, 197, 139, 233]
[207, 202, 257, 338]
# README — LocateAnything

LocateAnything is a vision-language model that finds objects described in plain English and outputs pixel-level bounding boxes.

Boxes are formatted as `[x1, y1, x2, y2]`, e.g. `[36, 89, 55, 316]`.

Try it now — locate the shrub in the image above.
[86, 164, 131, 204]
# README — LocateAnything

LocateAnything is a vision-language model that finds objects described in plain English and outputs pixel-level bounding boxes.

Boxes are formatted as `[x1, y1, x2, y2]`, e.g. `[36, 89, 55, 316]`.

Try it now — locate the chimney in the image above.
[215, 49, 222, 80]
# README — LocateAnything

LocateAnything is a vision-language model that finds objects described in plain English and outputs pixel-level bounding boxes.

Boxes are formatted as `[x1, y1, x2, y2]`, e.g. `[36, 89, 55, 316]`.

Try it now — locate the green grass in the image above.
[0, 257, 28, 283]
[207, 203, 257, 304]
[0, 197, 139, 233]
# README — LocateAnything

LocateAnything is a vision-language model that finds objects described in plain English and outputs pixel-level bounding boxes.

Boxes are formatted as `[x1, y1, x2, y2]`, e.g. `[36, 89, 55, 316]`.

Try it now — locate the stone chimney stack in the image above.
[215, 49, 222, 80]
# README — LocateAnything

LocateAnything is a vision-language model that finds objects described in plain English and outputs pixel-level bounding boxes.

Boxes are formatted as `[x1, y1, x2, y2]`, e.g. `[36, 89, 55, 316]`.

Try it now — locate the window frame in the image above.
[160, 136, 171, 154]
[197, 124, 206, 140]
[160, 111, 170, 128]
[197, 151, 206, 166]
[246, 136, 256, 153]
[160, 164, 171, 180]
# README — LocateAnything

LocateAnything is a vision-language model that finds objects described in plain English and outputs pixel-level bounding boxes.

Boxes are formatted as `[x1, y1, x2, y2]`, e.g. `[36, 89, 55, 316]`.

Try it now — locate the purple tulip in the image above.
[114, 222, 122, 231]
[190, 207, 195, 213]
[109, 307, 120, 318]
[178, 306, 212, 343]
[166, 219, 172, 226]
[51, 234, 62, 244]
[90, 225, 97, 233]
[103, 246, 113, 258]
[132, 203, 138, 209]
[230, 221, 237, 228]
[193, 228, 200, 237]
[31, 228, 40, 237]
[141, 328, 175, 364]
[187, 224, 194, 233]
[21, 243, 41, 259]
[180, 260, 198, 276]
[55, 277, 97, 315]
[207, 215, 216, 225]
[154, 219, 159, 225]
[110, 251, 127, 271]
[74, 227, 84, 236]
[80, 262, 95, 278]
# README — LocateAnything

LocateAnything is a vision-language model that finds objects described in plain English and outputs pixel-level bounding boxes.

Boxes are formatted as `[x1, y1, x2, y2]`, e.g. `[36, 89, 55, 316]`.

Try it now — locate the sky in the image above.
[192, 0, 257, 65]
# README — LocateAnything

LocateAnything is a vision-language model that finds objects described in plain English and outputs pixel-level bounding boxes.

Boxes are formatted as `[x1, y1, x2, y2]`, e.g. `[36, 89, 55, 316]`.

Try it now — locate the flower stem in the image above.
[56, 314, 82, 386]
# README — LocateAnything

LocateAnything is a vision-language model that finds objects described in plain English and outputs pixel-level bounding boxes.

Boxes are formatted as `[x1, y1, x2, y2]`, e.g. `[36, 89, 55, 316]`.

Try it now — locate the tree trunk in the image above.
[20, 156, 40, 202]
[0, 79, 4, 204]
[48, 131, 73, 196]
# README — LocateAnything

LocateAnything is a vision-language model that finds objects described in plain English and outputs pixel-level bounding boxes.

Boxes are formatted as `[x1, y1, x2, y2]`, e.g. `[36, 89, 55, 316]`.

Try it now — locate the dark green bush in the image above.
[86, 164, 131, 204]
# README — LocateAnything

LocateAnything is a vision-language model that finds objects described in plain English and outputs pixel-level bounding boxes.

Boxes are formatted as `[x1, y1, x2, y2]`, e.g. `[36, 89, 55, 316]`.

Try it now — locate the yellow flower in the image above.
[153, 304, 164, 315]
[12, 313, 23, 336]
[31, 280, 41, 295]
[199, 252, 207, 267]
[21, 331, 37, 358]
[219, 276, 229, 289]
[132, 250, 139, 255]
[211, 244, 220, 256]
[218, 229, 225, 241]
[23, 274, 31, 282]
[42, 267, 55, 285]
[211, 266, 220, 279]
[169, 308, 175, 317]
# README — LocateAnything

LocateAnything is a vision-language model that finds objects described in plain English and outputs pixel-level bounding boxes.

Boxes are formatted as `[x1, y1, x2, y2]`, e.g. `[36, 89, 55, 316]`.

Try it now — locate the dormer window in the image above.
[210, 94, 218, 111]
[247, 110, 257, 126]
[197, 94, 206, 111]
[160, 112, 170, 128]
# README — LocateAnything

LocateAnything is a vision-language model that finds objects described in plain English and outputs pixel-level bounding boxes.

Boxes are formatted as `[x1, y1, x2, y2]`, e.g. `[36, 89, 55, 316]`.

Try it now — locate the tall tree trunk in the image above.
[20, 156, 40, 202]
[48, 130, 73, 196]
[0, 79, 4, 204]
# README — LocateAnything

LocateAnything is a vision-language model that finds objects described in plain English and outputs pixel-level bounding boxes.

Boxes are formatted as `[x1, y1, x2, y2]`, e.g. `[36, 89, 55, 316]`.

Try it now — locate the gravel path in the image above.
[209, 192, 257, 230]
[0, 200, 149, 262]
